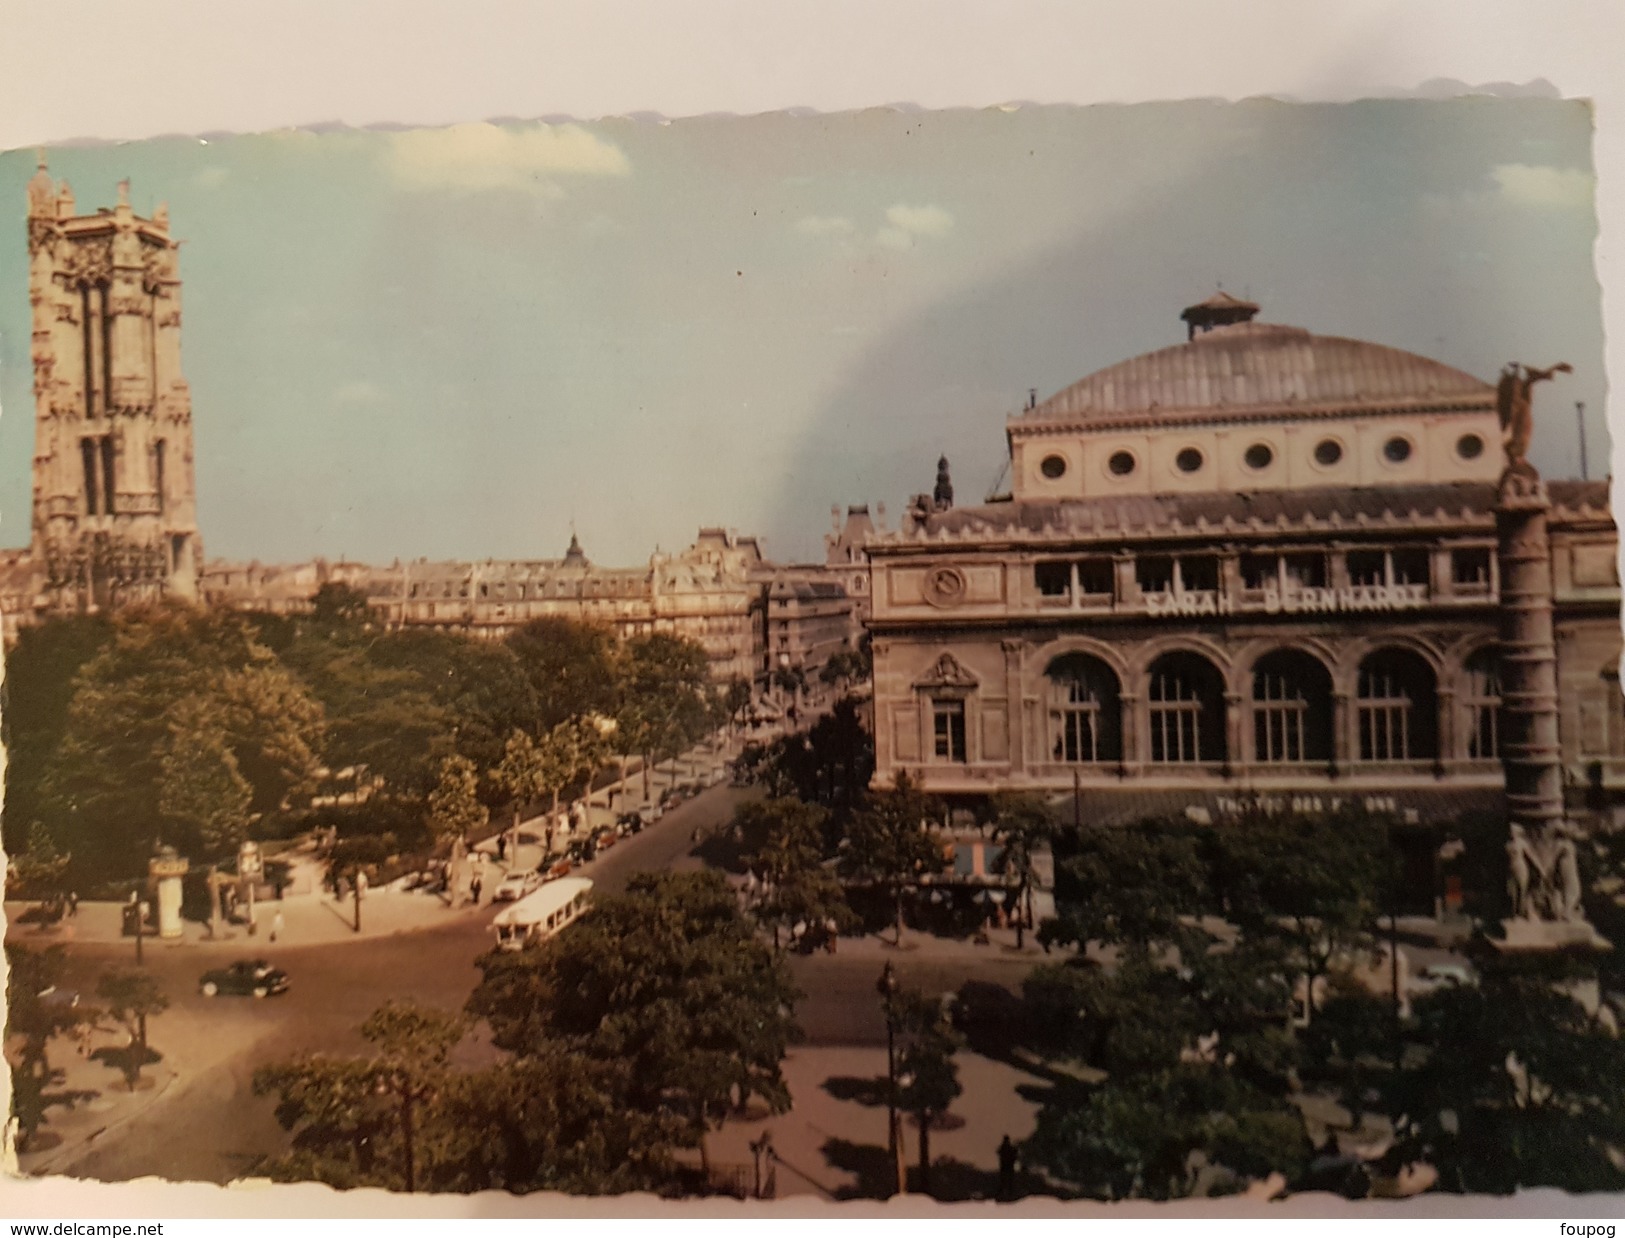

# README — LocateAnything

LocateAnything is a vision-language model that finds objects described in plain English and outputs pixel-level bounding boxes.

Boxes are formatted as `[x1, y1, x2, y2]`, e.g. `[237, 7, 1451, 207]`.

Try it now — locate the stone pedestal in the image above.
[1494, 918, 1612, 953]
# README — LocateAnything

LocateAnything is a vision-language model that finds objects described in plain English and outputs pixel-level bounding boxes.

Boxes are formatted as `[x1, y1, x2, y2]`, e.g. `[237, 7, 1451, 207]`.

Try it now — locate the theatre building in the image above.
[866, 295, 1624, 834]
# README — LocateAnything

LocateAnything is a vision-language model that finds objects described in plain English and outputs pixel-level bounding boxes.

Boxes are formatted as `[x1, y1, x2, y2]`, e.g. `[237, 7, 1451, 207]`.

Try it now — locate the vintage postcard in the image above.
[2, 96, 1621, 1211]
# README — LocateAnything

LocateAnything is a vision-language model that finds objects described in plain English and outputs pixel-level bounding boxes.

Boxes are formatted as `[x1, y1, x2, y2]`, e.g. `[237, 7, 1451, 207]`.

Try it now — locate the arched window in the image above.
[1147, 652, 1226, 763]
[1462, 649, 1501, 760]
[1252, 649, 1333, 763]
[1045, 653, 1122, 764]
[1356, 648, 1438, 761]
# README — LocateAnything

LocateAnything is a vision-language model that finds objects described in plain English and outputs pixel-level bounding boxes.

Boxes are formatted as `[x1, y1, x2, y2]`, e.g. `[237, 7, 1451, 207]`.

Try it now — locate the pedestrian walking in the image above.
[496, 833, 507, 863]
[67, 890, 79, 917]
[270, 909, 285, 943]
[997, 1134, 1018, 1202]
[470, 872, 483, 905]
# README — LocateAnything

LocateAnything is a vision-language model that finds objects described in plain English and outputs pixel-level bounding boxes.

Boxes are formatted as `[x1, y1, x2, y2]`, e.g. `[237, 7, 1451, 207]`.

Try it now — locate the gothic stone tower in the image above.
[25, 158, 201, 614]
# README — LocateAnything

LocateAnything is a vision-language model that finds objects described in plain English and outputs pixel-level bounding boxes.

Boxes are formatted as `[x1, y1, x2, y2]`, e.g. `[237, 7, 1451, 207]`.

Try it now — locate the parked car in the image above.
[1411, 961, 1476, 994]
[492, 869, 544, 903]
[592, 826, 618, 851]
[199, 959, 290, 998]
[568, 838, 597, 864]
[617, 811, 645, 836]
[537, 853, 573, 882]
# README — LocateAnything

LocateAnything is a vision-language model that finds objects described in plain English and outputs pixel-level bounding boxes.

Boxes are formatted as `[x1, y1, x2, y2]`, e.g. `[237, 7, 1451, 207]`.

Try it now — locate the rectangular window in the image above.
[1137, 555, 1174, 594]
[1254, 673, 1308, 763]
[932, 699, 967, 763]
[99, 436, 116, 515]
[1347, 550, 1385, 587]
[154, 439, 166, 514]
[1452, 548, 1492, 588]
[1240, 554, 1275, 591]
[1178, 556, 1219, 592]
[1390, 548, 1429, 588]
[81, 438, 99, 515]
[1077, 558, 1114, 597]
[1034, 561, 1071, 597]
[1283, 552, 1327, 589]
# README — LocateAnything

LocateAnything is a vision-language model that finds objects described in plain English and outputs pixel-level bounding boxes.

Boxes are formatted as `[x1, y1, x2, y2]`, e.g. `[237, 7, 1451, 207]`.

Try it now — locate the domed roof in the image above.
[1025, 321, 1494, 423]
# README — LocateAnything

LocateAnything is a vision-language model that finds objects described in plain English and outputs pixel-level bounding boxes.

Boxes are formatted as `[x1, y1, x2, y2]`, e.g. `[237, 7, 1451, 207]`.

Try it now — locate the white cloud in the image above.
[383, 122, 630, 194]
[875, 202, 954, 249]
[795, 214, 854, 238]
[1491, 163, 1593, 210]
[334, 380, 384, 405]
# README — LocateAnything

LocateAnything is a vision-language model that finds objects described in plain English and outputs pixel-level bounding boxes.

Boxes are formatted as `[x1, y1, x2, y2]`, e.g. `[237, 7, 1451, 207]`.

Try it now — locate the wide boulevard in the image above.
[43, 783, 1039, 1184]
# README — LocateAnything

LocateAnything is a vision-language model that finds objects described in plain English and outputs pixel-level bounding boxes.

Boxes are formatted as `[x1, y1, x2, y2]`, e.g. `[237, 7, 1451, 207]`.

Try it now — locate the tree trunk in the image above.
[1014, 879, 1027, 949]
[547, 790, 560, 853]
[642, 753, 652, 799]
[894, 885, 905, 944]
[918, 1114, 932, 1194]
[402, 1086, 416, 1193]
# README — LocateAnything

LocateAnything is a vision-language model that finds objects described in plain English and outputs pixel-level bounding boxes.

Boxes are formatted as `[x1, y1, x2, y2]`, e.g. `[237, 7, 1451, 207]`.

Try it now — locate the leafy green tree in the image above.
[95, 969, 170, 1090]
[158, 700, 254, 861]
[893, 988, 964, 1193]
[4, 821, 71, 901]
[988, 793, 1054, 949]
[735, 798, 855, 949]
[506, 617, 622, 732]
[426, 754, 488, 848]
[617, 633, 714, 796]
[1209, 808, 1389, 1027]
[1040, 818, 1211, 955]
[840, 772, 949, 943]
[1, 613, 114, 857]
[6, 944, 98, 1149]
[491, 729, 551, 836]
[469, 869, 801, 1170]
[1384, 956, 1625, 1194]
[1026, 1064, 1310, 1201]
[309, 581, 375, 627]
[280, 632, 448, 795]
[256, 1000, 466, 1192]
[370, 628, 540, 788]
[39, 605, 324, 881]
[424, 1052, 685, 1194]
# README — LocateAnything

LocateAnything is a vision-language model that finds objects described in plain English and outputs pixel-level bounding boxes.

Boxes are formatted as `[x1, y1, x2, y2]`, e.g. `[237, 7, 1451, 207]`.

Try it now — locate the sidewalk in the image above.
[4, 876, 501, 954]
[700, 1044, 1049, 1201]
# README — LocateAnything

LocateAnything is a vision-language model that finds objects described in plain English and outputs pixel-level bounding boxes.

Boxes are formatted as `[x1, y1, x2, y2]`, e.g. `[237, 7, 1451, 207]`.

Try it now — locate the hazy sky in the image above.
[0, 99, 1605, 567]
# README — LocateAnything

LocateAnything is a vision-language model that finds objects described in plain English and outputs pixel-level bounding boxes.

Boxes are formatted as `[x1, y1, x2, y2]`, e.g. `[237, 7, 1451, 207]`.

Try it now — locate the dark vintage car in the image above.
[199, 959, 290, 998]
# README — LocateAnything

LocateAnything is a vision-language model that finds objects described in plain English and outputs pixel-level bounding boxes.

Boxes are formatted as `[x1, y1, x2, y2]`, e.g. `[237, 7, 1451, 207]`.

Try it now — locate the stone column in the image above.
[1331, 690, 1351, 776]
[1222, 691, 1245, 777]
[1001, 640, 1026, 775]
[1496, 462, 1564, 834]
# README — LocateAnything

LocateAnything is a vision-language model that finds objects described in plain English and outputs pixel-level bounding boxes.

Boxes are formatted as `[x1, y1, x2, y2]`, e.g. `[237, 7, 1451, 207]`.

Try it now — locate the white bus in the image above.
[491, 877, 593, 952]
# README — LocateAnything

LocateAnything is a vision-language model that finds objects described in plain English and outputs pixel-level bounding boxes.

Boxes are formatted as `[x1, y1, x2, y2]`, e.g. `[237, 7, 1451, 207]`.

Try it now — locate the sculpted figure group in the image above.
[1505, 821, 1586, 923]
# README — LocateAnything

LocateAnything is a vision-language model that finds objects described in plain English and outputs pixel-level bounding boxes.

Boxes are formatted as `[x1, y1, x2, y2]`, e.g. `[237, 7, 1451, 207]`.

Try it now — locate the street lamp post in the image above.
[876, 961, 906, 1196]
[133, 897, 150, 965]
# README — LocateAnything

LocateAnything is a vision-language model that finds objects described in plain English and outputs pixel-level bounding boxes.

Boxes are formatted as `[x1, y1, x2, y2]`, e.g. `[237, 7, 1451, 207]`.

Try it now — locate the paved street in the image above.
[25, 783, 750, 1183]
[14, 761, 1061, 1189]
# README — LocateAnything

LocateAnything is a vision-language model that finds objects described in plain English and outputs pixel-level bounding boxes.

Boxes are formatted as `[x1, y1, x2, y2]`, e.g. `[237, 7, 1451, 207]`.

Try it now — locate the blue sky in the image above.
[0, 99, 1604, 566]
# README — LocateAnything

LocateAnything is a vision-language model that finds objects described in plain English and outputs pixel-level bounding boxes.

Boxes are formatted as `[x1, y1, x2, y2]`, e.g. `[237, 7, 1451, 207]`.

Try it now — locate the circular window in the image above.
[1175, 447, 1204, 474]
[1107, 450, 1137, 477]
[1383, 436, 1413, 464]
[1244, 443, 1274, 471]
[1314, 438, 1344, 467]
[1456, 432, 1484, 460]
[1040, 454, 1068, 480]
